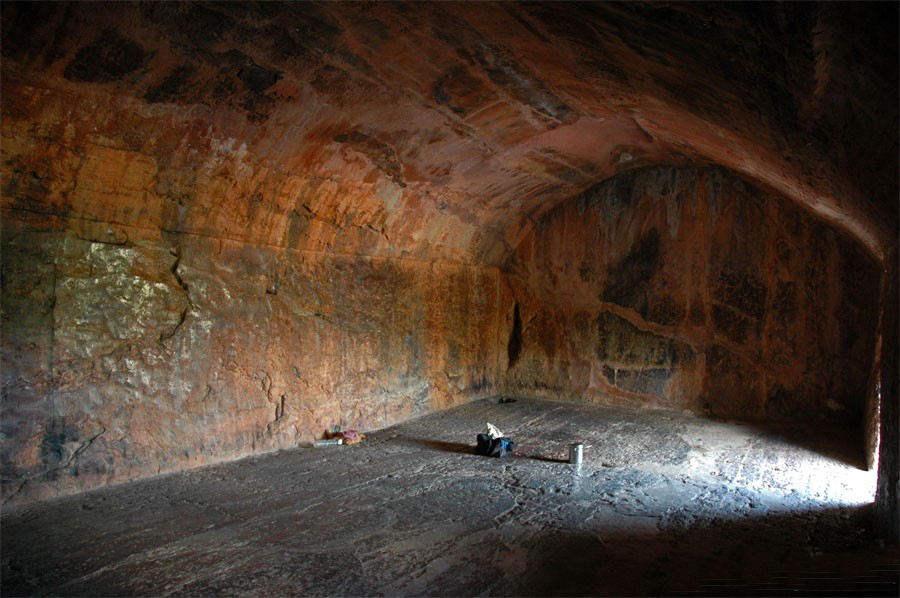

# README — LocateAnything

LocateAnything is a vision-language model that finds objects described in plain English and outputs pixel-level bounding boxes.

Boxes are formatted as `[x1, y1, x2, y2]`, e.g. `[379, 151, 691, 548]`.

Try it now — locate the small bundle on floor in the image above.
[476, 422, 514, 458]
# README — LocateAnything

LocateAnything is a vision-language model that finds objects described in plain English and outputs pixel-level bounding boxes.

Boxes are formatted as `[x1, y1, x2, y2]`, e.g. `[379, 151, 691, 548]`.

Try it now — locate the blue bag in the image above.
[476, 433, 515, 458]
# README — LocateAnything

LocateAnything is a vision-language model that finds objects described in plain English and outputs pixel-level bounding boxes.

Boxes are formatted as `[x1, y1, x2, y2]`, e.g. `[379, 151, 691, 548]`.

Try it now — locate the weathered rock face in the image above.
[1, 2, 896, 263]
[2, 215, 500, 504]
[0, 0, 895, 528]
[501, 167, 880, 423]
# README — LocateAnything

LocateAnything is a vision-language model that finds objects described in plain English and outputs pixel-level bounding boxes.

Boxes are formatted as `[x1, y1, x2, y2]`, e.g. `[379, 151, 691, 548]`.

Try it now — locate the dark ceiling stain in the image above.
[63, 30, 149, 83]
[334, 131, 406, 188]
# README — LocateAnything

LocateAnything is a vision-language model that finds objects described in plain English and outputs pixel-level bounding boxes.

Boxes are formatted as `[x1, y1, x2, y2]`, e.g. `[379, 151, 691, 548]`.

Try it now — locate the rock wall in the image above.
[875, 247, 899, 539]
[501, 166, 881, 423]
[1, 214, 500, 505]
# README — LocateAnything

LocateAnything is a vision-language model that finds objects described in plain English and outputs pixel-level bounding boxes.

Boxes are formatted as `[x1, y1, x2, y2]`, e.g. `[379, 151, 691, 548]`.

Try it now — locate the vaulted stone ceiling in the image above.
[3, 1, 897, 263]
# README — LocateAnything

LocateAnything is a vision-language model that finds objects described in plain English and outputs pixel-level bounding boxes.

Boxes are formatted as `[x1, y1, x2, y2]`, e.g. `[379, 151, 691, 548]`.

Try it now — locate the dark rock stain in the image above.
[613, 174, 637, 207]
[507, 302, 523, 368]
[536, 317, 557, 360]
[505, 7, 551, 44]
[688, 298, 706, 326]
[601, 228, 660, 317]
[602, 364, 616, 384]
[267, 2, 345, 55]
[286, 206, 313, 248]
[4, 161, 73, 218]
[263, 26, 311, 66]
[311, 65, 353, 97]
[713, 267, 766, 320]
[333, 131, 406, 188]
[579, 262, 594, 282]
[430, 12, 476, 49]
[467, 41, 573, 123]
[141, 3, 234, 47]
[205, 52, 282, 122]
[240, 93, 277, 124]
[520, 3, 601, 52]
[345, 14, 391, 50]
[611, 367, 671, 396]
[63, 30, 149, 83]
[651, 74, 723, 123]
[594, 309, 695, 398]
[648, 295, 686, 327]
[430, 13, 572, 123]
[711, 303, 755, 345]
[771, 281, 797, 329]
[238, 63, 281, 93]
[766, 384, 802, 420]
[580, 53, 629, 86]
[432, 79, 452, 106]
[144, 65, 196, 103]
[212, 77, 238, 103]
[1, 2, 61, 61]
[433, 80, 466, 115]
[705, 344, 764, 418]
[839, 241, 879, 311]
[596, 311, 692, 368]
[39, 418, 79, 476]
[335, 48, 379, 79]
[432, 66, 492, 116]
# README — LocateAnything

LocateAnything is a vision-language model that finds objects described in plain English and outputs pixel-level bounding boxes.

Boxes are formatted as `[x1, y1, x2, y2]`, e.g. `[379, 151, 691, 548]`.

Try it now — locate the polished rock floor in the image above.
[2, 397, 897, 596]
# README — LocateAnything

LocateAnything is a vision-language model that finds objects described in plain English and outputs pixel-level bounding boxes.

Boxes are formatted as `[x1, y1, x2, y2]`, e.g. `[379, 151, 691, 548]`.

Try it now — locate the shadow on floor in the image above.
[400, 437, 474, 454]
[513, 441, 570, 463]
[2, 500, 895, 597]
[506, 505, 898, 597]
[519, 454, 569, 464]
[402, 436, 569, 463]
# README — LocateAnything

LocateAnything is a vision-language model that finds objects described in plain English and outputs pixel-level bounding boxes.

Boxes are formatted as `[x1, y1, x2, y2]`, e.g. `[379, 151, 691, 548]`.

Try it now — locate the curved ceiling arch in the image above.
[1, 2, 895, 264]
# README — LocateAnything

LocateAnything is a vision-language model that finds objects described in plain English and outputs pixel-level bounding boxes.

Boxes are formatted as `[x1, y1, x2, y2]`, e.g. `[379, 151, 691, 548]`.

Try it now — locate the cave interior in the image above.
[1, 2, 898, 595]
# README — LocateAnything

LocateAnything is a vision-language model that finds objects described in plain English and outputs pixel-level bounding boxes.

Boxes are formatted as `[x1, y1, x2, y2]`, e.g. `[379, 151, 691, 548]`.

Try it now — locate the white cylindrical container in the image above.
[314, 438, 343, 447]
[569, 443, 583, 465]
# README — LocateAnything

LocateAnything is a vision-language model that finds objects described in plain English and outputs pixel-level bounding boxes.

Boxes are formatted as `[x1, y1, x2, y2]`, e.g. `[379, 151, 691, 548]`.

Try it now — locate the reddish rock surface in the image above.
[2, 2, 896, 262]
[501, 166, 880, 424]
[0, 0, 896, 536]
[2, 214, 500, 503]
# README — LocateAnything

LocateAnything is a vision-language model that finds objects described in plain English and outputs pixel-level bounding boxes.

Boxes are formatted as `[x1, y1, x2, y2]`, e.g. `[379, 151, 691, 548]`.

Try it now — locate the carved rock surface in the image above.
[1, 220, 499, 504]
[502, 166, 880, 422]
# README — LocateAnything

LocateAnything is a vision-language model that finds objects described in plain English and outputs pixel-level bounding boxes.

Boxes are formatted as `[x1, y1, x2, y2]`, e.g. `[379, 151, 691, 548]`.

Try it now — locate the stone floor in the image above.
[2, 397, 897, 597]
